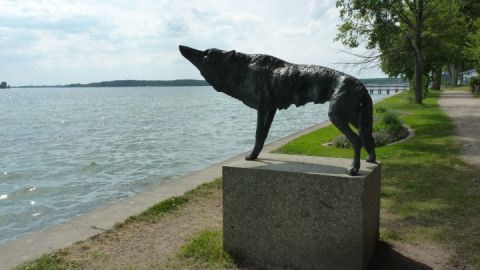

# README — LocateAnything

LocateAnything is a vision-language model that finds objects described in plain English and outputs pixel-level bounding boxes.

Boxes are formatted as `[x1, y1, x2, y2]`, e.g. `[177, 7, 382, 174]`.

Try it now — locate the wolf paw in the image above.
[366, 154, 376, 163]
[347, 166, 359, 176]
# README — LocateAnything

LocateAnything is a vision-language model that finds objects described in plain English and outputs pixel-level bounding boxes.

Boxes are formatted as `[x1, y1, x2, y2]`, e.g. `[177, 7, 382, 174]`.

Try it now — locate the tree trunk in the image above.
[431, 65, 442, 90]
[448, 63, 456, 86]
[412, 0, 424, 104]
[414, 55, 423, 104]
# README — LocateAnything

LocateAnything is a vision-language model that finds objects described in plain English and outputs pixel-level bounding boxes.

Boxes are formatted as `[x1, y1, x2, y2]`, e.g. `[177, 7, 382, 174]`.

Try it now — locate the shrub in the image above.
[374, 111, 404, 135]
[333, 135, 352, 148]
[469, 76, 480, 93]
[332, 108, 409, 148]
[408, 75, 429, 99]
[375, 106, 387, 114]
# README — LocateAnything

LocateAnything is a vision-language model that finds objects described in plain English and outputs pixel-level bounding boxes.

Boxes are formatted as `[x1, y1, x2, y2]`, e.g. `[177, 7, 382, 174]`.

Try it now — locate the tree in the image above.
[418, 0, 463, 89]
[460, 0, 480, 32]
[0, 82, 7, 89]
[336, 0, 462, 104]
[465, 19, 480, 71]
[462, 0, 480, 71]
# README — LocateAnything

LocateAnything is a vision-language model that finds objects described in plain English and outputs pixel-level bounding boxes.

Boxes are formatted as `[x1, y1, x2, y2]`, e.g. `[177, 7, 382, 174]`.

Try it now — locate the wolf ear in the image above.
[226, 50, 236, 59]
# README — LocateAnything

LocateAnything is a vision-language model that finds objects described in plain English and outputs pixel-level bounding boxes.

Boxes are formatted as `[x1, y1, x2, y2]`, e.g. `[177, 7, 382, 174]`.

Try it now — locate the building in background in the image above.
[458, 69, 478, 85]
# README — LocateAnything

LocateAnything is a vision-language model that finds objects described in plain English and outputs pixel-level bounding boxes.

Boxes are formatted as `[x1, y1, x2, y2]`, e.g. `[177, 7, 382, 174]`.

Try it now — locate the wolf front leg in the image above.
[245, 107, 277, 160]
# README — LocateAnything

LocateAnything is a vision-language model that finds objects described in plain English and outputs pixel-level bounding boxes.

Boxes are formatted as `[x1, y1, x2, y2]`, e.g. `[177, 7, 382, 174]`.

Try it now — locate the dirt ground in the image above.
[62, 189, 223, 270]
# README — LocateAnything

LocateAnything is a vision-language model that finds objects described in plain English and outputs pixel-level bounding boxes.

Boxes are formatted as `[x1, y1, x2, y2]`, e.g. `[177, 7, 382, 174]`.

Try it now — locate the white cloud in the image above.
[0, 0, 386, 85]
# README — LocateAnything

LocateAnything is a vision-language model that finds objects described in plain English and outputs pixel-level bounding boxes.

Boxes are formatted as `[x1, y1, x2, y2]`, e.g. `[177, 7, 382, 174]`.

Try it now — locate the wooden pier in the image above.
[365, 84, 408, 95]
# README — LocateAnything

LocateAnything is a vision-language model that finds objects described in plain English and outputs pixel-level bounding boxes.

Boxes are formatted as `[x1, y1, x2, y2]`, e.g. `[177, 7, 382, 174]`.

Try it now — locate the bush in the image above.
[332, 108, 409, 148]
[374, 111, 404, 134]
[332, 135, 352, 148]
[408, 75, 429, 99]
[469, 76, 480, 93]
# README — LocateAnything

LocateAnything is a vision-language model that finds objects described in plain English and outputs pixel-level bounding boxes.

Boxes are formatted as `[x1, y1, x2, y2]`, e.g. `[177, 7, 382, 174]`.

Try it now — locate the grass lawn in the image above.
[276, 90, 480, 267]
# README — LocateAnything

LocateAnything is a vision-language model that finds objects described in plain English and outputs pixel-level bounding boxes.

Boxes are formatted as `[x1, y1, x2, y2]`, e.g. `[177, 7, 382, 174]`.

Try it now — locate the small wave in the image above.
[0, 194, 8, 200]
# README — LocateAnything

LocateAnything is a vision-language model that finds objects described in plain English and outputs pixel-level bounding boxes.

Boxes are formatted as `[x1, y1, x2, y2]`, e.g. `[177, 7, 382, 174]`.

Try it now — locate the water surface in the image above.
[0, 86, 386, 243]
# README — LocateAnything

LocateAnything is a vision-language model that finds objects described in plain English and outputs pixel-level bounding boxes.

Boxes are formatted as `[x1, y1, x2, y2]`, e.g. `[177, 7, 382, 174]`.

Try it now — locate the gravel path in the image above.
[439, 90, 480, 168]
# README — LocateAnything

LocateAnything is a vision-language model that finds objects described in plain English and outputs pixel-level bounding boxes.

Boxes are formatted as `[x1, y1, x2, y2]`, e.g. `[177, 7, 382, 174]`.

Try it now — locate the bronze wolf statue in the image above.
[179, 45, 376, 175]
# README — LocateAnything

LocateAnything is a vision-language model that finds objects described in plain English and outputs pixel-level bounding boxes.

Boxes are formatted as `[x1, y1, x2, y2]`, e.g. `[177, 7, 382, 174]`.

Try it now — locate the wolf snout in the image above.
[179, 45, 200, 57]
[178, 45, 189, 56]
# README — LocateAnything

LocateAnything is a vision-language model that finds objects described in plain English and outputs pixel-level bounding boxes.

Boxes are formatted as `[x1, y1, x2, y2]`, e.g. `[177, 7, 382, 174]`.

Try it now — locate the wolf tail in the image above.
[359, 87, 376, 162]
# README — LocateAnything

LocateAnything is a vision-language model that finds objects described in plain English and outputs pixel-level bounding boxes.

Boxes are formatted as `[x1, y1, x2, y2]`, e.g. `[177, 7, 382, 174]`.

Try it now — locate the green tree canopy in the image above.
[336, 0, 465, 103]
[465, 19, 480, 71]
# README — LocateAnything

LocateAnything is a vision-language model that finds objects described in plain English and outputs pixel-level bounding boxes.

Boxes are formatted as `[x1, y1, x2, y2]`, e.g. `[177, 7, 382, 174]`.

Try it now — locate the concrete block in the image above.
[223, 153, 381, 270]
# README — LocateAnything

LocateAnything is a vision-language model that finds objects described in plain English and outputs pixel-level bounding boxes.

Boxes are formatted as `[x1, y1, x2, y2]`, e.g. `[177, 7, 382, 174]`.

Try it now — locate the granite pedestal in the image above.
[223, 153, 381, 270]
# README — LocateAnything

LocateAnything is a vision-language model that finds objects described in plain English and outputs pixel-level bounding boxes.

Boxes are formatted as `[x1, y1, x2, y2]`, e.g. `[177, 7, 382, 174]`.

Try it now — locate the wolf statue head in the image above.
[179, 45, 237, 87]
[179, 45, 258, 107]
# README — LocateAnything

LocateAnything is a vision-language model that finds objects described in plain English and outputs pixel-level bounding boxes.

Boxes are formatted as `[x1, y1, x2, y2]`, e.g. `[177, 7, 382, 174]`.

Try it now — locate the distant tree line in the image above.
[0, 81, 8, 89]
[15, 79, 210, 88]
[65, 79, 210, 87]
[360, 78, 408, 85]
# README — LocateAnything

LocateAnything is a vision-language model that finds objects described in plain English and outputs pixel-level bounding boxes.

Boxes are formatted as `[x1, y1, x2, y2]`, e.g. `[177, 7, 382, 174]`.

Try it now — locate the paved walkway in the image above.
[438, 90, 480, 168]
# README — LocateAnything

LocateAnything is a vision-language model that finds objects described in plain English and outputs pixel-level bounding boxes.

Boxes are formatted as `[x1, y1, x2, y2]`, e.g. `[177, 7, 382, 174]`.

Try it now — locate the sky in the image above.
[0, 0, 386, 86]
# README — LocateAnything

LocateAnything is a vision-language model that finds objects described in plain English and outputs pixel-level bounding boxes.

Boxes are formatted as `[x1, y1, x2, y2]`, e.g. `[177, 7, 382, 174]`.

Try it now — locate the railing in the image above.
[365, 84, 409, 95]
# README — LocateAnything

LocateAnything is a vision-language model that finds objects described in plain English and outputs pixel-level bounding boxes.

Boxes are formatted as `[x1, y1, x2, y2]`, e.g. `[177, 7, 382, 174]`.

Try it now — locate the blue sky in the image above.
[0, 0, 386, 86]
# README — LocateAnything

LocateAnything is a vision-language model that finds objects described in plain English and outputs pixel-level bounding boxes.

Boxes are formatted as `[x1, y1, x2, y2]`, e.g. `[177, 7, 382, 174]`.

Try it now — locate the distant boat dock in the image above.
[365, 84, 409, 95]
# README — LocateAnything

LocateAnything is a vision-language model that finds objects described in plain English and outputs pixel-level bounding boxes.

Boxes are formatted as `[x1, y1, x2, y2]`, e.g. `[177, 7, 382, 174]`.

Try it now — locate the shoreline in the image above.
[0, 119, 332, 269]
[0, 93, 398, 269]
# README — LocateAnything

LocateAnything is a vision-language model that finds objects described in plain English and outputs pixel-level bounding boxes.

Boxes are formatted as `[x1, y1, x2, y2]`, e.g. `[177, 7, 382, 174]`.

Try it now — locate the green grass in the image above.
[276, 90, 480, 266]
[117, 178, 222, 226]
[166, 230, 235, 269]
[14, 251, 78, 270]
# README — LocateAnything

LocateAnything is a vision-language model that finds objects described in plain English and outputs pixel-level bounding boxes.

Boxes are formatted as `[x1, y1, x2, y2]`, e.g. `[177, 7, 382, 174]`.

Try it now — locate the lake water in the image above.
[0, 86, 386, 243]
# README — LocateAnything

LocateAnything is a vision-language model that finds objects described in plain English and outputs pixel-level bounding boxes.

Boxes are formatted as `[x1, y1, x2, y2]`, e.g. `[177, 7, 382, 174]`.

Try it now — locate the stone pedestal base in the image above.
[223, 153, 381, 270]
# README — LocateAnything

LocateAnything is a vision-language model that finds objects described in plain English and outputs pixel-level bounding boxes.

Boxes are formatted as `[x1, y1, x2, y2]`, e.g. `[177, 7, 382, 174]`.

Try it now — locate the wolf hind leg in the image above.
[361, 128, 376, 163]
[348, 116, 376, 163]
[351, 115, 376, 163]
[359, 92, 376, 163]
[330, 114, 362, 176]
[246, 108, 276, 160]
